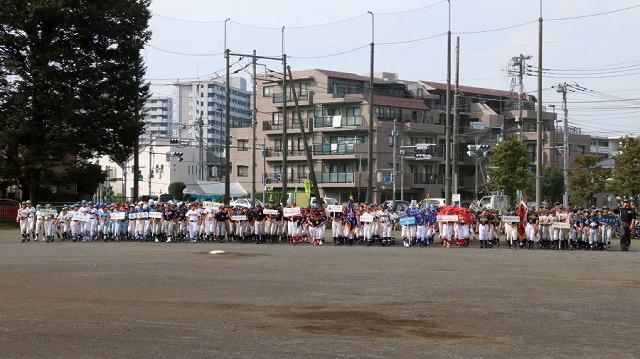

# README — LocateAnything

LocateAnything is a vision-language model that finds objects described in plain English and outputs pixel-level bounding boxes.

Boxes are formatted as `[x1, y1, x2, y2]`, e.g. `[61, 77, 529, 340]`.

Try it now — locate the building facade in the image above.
[141, 96, 173, 141]
[227, 68, 592, 204]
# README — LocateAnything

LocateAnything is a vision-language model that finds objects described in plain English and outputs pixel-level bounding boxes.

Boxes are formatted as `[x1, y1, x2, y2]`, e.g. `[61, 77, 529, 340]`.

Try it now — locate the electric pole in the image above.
[452, 36, 460, 196]
[555, 83, 570, 207]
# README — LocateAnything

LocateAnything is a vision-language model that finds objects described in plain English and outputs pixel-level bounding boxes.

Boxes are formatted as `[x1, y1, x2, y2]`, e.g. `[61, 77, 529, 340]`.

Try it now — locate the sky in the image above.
[145, 0, 640, 138]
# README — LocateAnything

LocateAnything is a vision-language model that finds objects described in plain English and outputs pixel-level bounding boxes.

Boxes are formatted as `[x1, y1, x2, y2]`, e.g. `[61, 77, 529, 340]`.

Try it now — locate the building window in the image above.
[263, 86, 273, 97]
[299, 83, 308, 96]
[272, 112, 283, 125]
[237, 165, 248, 177]
[238, 139, 249, 151]
[297, 138, 306, 151]
[297, 164, 309, 179]
[578, 145, 585, 154]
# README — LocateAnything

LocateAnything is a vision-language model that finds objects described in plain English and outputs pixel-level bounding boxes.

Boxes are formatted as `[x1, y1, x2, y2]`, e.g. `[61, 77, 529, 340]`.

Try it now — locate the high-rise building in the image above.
[141, 95, 173, 140]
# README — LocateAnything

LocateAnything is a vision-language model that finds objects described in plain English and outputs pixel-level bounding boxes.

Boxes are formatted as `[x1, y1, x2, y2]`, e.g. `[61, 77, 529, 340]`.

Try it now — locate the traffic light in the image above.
[170, 138, 180, 144]
[167, 151, 184, 161]
[477, 144, 490, 157]
[466, 144, 476, 157]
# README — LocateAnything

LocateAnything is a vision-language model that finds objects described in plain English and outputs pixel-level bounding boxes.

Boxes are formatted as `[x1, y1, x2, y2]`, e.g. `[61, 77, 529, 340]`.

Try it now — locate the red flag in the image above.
[517, 201, 527, 238]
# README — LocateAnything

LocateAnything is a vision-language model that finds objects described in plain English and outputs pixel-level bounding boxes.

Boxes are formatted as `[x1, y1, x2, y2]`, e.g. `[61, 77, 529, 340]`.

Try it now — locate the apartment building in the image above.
[173, 77, 252, 180]
[228, 69, 591, 204]
[142, 96, 174, 141]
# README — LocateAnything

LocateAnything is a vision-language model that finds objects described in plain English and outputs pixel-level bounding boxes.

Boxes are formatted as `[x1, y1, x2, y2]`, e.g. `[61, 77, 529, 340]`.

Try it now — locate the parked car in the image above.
[384, 200, 411, 210]
[425, 198, 446, 208]
[0, 198, 19, 220]
[230, 198, 264, 208]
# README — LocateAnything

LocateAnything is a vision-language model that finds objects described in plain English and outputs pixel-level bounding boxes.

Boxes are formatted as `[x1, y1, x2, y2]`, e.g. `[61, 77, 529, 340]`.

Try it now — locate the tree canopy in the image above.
[486, 134, 532, 201]
[0, 0, 151, 202]
[568, 154, 609, 207]
[611, 137, 640, 199]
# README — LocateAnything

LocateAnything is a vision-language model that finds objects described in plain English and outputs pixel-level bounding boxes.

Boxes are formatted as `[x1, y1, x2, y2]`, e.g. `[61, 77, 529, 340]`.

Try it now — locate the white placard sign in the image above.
[283, 207, 301, 217]
[137, 212, 149, 219]
[110, 212, 125, 220]
[359, 214, 374, 223]
[437, 215, 459, 222]
[148, 211, 163, 219]
[552, 222, 571, 229]
[202, 201, 221, 209]
[263, 209, 278, 215]
[501, 215, 521, 223]
[128, 212, 139, 220]
[327, 205, 343, 213]
[72, 213, 89, 222]
[231, 215, 247, 221]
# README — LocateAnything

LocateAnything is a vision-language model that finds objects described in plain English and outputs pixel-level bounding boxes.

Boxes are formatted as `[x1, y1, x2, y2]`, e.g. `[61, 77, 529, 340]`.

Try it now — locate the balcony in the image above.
[413, 173, 444, 185]
[262, 119, 309, 132]
[312, 143, 355, 156]
[263, 172, 309, 183]
[273, 92, 312, 105]
[264, 148, 307, 159]
[317, 172, 355, 183]
[314, 116, 364, 128]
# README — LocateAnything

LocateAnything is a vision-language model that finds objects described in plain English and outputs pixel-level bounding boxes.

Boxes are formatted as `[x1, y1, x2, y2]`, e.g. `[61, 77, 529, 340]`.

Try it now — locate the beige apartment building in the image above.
[228, 69, 591, 204]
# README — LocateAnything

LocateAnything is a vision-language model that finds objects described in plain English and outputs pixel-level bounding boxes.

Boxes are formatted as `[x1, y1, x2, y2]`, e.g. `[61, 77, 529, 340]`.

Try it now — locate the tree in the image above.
[486, 135, 532, 202]
[610, 137, 640, 199]
[0, 0, 152, 203]
[568, 154, 609, 207]
[542, 164, 565, 205]
[168, 182, 186, 201]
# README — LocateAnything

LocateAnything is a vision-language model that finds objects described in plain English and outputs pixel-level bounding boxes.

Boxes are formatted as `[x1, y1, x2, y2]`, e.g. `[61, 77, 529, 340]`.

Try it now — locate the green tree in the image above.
[568, 154, 609, 207]
[610, 137, 640, 199]
[168, 182, 187, 201]
[486, 135, 532, 201]
[542, 164, 565, 204]
[0, 0, 151, 203]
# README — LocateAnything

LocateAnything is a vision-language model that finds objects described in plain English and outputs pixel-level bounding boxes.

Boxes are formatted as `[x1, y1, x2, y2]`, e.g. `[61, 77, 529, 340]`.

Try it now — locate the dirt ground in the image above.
[1, 227, 639, 358]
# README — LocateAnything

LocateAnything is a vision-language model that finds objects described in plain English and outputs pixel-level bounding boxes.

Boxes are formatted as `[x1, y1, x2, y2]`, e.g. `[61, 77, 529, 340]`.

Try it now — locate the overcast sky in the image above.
[146, 0, 640, 138]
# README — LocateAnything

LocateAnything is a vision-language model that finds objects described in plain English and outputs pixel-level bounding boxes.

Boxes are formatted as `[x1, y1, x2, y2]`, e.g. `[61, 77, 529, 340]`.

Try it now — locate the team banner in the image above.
[283, 207, 301, 217]
[359, 214, 374, 223]
[437, 215, 459, 222]
[263, 209, 278, 215]
[501, 215, 521, 223]
[109, 212, 125, 220]
[148, 211, 163, 219]
[327, 205, 343, 213]
[552, 222, 571, 229]
[231, 215, 247, 221]
[399, 216, 416, 226]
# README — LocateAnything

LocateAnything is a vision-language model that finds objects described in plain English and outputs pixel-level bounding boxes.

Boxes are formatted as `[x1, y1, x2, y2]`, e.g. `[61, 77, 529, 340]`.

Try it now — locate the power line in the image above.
[547, 4, 640, 21]
[289, 44, 369, 59]
[146, 44, 223, 57]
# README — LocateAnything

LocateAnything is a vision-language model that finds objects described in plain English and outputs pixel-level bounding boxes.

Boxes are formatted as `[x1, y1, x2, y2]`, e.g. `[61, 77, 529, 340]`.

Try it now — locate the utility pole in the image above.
[391, 116, 398, 207]
[251, 50, 257, 206]
[198, 107, 204, 181]
[444, 0, 452, 205]
[535, 2, 544, 209]
[555, 83, 570, 207]
[262, 140, 267, 204]
[287, 66, 322, 204]
[224, 49, 231, 205]
[452, 36, 460, 195]
[281, 54, 288, 208]
[508, 54, 532, 141]
[148, 137, 153, 196]
[133, 46, 140, 201]
[366, 11, 375, 205]
[400, 144, 405, 202]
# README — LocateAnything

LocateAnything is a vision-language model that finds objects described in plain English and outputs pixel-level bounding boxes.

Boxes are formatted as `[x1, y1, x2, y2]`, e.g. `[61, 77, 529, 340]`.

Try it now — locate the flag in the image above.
[345, 196, 357, 234]
[517, 200, 527, 239]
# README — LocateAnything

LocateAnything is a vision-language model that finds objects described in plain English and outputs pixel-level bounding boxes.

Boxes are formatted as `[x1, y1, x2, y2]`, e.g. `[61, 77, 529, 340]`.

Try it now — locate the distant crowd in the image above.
[15, 198, 636, 251]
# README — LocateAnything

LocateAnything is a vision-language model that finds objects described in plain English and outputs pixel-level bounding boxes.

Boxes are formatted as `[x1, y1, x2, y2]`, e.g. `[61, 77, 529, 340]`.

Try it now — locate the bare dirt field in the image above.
[1, 227, 638, 358]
